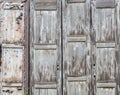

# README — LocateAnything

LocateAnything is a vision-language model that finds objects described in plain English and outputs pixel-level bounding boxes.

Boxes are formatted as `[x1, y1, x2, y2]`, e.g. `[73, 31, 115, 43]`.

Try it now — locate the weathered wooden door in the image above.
[91, 0, 119, 95]
[62, 0, 91, 95]
[30, 0, 120, 95]
[0, 0, 28, 95]
[30, 0, 62, 95]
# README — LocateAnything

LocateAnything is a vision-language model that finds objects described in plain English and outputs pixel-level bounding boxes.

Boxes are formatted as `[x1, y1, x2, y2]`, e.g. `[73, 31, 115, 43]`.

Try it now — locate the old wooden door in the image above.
[62, 0, 91, 95]
[91, 0, 119, 95]
[30, 0, 120, 95]
[30, 0, 62, 95]
[0, 0, 28, 95]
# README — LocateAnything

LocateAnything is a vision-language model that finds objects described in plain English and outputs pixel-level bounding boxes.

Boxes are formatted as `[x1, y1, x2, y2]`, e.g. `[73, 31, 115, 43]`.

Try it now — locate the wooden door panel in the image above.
[65, 42, 86, 76]
[92, 4, 116, 42]
[96, 48, 116, 81]
[1, 10, 24, 44]
[65, 3, 89, 36]
[2, 45, 24, 83]
[34, 11, 57, 44]
[34, 47, 57, 82]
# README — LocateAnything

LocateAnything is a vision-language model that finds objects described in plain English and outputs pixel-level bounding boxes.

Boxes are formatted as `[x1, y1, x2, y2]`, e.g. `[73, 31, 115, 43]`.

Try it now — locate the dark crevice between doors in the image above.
[27, 0, 30, 95]
[0, 44, 1, 70]
[24, 0, 30, 94]
[61, 1, 64, 95]
[90, 1, 94, 95]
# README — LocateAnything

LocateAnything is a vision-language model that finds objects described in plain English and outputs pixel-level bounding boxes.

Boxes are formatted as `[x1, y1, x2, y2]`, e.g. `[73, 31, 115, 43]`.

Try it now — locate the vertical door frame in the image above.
[24, 0, 30, 93]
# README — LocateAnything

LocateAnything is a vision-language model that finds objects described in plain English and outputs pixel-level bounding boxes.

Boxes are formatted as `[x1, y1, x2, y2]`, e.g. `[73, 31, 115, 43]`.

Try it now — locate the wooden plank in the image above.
[2, 44, 24, 48]
[67, 76, 87, 81]
[35, 0, 56, 3]
[35, 2, 57, 10]
[34, 44, 57, 50]
[2, 83, 22, 87]
[67, 36, 86, 42]
[96, 43, 115, 48]
[97, 83, 116, 88]
[96, 0, 115, 8]
[67, 0, 86, 3]
[34, 84, 57, 89]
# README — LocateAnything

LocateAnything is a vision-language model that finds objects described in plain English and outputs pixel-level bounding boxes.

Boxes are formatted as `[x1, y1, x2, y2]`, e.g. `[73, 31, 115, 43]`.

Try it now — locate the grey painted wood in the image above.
[62, 0, 91, 95]
[96, 0, 115, 8]
[35, 0, 57, 10]
[0, 1, 25, 94]
[91, 0, 118, 95]
[67, 0, 86, 3]
[30, 0, 120, 95]
[30, 0, 62, 95]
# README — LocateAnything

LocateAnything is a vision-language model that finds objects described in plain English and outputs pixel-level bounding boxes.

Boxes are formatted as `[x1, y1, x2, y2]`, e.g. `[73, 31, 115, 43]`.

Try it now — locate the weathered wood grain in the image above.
[34, 11, 57, 44]
[0, 1, 25, 94]
[2, 46, 24, 83]
[96, 87, 115, 95]
[91, 1, 118, 95]
[31, 0, 61, 95]
[30, 0, 120, 95]
[96, 0, 115, 8]
[97, 83, 116, 88]
[34, 84, 57, 89]
[67, 0, 86, 3]
[65, 42, 86, 76]
[92, 8, 116, 42]
[34, 49, 57, 82]
[96, 48, 116, 82]
[35, 0, 57, 10]
[34, 88, 57, 95]
[35, 0, 56, 3]
[62, 0, 91, 95]
[2, 87, 22, 95]
[67, 81, 88, 95]
[0, 10, 24, 44]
